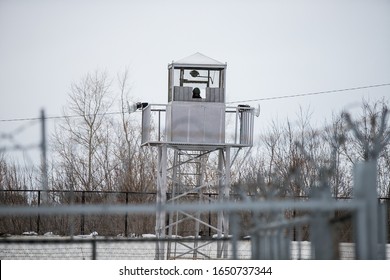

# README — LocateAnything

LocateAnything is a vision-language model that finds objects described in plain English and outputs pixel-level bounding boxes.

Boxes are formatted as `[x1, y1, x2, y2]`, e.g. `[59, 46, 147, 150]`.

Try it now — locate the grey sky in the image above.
[0, 0, 389, 162]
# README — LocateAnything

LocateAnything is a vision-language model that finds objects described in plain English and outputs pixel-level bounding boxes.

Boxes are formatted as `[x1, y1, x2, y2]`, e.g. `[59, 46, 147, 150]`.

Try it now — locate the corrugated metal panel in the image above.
[166, 102, 225, 144]
[173, 86, 192, 101]
[206, 88, 224, 103]
[239, 108, 254, 146]
[141, 105, 151, 145]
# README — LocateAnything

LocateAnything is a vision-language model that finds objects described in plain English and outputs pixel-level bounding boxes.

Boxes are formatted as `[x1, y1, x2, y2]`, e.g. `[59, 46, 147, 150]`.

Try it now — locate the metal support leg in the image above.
[155, 145, 167, 260]
[217, 149, 224, 258]
[223, 146, 231, 259]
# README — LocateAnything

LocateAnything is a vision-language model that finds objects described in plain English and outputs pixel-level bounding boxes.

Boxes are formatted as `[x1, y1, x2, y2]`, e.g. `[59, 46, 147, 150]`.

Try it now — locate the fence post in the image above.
[37, 190, 41, 234]
[353, 160, 378, 259]
[378, 200, 388, 259]
[92, 239, 97, 260]
[124, 192, 129, 237]
[81, 191, 85, 235]
[310, 181, 333, 259]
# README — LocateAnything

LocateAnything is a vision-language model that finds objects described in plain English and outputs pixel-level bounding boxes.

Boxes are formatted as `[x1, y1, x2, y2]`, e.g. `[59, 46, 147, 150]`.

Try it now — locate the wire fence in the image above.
[2, 189, 388, 239]
[0, 188, 389, 260]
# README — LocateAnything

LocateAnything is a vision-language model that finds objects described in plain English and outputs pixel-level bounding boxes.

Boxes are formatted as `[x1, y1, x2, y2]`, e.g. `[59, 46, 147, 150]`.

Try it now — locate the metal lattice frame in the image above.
[154, 144, 241, 259]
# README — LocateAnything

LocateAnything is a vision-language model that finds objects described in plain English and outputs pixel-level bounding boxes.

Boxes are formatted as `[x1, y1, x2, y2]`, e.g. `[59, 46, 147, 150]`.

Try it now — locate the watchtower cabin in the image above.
[166, 53, 226, 146]
[140, 53, 258, 259]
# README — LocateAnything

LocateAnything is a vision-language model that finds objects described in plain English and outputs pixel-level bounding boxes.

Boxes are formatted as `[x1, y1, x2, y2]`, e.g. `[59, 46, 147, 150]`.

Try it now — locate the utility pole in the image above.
[40, 109, 49, 204]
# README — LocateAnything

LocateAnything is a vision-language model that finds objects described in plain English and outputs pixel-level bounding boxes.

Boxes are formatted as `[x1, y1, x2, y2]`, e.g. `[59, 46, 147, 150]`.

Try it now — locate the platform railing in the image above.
[141, 104, 255, 146]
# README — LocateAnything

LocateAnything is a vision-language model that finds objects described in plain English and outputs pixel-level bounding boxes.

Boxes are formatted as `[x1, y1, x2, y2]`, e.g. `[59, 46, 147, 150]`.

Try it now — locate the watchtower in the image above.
[140, 53, 258, 259]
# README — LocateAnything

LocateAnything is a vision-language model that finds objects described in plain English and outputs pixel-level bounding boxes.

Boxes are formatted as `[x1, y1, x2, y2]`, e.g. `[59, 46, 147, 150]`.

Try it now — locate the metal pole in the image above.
[81, 191, 85, 235]
[167, 150, 178, 259]
[92, 239, 97, 260]
[230, 212, 239, 260]
[193, 154, 205, 259]
[37, 190, 41, 234]
[155, 145, 167, 259]
[158, 111, 161, 141]
[353, 160, 378, 259]
[217, 149, 224, 258]
[223, 146, 231, 258]
[125, 192, 129, 237]
[378, 201, 388, 259]
[40, 109, 48, 204]
[208, 193, 212, 237]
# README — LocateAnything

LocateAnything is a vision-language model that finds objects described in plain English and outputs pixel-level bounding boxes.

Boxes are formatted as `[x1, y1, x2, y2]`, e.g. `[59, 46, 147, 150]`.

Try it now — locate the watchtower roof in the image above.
[171, 52, 226, 69]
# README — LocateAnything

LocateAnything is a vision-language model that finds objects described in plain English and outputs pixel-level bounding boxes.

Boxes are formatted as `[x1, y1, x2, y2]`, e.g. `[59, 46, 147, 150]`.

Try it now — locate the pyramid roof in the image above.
[171, 52, 226, 68]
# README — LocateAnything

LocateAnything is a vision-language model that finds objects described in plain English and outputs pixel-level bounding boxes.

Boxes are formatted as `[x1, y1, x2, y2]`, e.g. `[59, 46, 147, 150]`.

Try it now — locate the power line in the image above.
[226, 83, 390, 104]
[0, 111, 126, 123]
[1, 83, 389, 122]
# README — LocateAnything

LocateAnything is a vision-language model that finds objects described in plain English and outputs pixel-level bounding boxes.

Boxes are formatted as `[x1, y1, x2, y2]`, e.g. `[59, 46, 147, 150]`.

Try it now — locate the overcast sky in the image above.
[0, 0, 389, 162]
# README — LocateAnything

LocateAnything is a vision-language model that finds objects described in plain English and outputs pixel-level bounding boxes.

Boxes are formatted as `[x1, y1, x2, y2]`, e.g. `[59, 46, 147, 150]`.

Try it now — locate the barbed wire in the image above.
[0, 118, 40, 149]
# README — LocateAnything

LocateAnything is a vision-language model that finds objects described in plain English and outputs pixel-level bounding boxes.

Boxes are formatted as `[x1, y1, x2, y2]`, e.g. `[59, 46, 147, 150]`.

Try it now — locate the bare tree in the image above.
[323, 114, 352, 197]
[52, 71, 113, 191]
